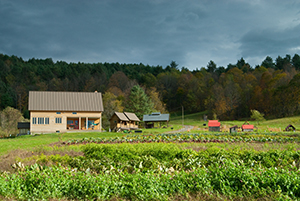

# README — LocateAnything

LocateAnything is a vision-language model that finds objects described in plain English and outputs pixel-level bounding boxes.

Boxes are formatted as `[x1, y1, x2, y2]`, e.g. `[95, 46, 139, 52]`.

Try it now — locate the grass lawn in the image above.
[0, 132, 121, 156]
[0, 125, 183, 156]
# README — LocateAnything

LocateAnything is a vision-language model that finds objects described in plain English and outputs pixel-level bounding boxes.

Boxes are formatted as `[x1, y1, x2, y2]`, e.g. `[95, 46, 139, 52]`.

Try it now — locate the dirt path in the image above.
[165, 125, 194, 133]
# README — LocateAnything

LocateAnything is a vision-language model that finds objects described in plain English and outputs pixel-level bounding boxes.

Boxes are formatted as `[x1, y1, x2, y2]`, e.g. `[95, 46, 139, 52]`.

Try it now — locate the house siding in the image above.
[30, 111, 102, 133]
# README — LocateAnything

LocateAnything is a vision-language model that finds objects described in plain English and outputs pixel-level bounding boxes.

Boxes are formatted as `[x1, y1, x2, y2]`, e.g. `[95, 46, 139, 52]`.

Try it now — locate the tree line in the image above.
[1, 53, 300, 124]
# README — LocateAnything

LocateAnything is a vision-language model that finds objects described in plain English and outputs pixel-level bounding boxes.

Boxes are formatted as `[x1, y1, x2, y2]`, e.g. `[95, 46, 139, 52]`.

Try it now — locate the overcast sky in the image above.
[1, 0, 300, 70]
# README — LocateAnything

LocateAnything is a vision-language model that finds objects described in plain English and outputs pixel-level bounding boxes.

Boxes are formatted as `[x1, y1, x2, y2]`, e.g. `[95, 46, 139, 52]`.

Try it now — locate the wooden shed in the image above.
[229, 125, 238, 133]
[110, 112, 140, 132]
[208, 120, 221, 132]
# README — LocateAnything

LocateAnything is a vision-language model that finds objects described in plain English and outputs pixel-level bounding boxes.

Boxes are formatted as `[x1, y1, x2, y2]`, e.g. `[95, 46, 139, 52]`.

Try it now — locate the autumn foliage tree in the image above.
[102, 92, 124, 130]
[0, 106, 25, 137]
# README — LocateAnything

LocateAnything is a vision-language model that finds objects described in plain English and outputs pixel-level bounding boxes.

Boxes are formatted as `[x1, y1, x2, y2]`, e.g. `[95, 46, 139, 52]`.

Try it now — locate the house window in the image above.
[38, 117, 44, 124]
[55, 117, 62, 124]
[56, 112, 61, 114]
[45, 117, 49, 124]
[32, 117, 37, 124]
[72, 112, 77, 114]
[67, 120, 73, 124]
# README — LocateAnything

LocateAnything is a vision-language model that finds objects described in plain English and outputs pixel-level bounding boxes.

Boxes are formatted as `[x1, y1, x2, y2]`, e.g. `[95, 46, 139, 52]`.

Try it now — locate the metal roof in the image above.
[143, 113, 170, 122]
[208, 120, 221, 127]
[124, 112, 140, 122]
[28, 91, 103, 111]
[242, 124, 254, 129]
[113, 112, 129, 121]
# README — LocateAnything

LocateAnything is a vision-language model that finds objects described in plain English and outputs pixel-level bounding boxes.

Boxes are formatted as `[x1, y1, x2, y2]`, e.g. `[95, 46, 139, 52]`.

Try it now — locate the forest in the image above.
[0, 53, 300, 124]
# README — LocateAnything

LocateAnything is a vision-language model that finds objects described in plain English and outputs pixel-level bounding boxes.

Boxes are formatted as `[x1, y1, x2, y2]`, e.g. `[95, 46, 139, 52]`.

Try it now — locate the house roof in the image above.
[124, 112, 140, 122]
[143, 112, 170, 122]
[242, 124, 254, 129]
[113, 112, 129, 121]
[28, 91, 103, 112]
[208, 120, 220, 127]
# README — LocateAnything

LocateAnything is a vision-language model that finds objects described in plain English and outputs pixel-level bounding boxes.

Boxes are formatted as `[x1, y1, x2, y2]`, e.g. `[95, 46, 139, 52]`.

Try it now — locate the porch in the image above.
[67, 117, 100, 131]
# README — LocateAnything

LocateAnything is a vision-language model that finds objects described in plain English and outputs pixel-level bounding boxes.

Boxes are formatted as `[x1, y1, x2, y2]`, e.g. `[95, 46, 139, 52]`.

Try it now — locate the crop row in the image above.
[64, 133, 300, 145]
[1, 161, 300, 200]
[22, 143, 300, 174]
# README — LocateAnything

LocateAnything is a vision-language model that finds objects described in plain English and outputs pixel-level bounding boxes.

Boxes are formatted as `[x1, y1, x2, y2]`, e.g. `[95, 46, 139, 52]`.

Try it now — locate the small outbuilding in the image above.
[285, 124, 296, 131]
[208, 120, 221, 132]
[242, 124, 254, 132]
[17, 122, 30, 135]
[110, 112, 140, 132]
[143, 112, 170, 128]
[229, 125, 238, 133]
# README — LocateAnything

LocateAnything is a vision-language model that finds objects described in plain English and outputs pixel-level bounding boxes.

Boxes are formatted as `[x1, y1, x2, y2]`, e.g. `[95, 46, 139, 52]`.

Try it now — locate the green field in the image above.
[1, 113, 300, 200]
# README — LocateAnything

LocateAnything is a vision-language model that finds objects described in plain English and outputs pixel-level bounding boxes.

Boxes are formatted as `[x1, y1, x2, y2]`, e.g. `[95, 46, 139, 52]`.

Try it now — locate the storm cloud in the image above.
[1, 0, 300, 70]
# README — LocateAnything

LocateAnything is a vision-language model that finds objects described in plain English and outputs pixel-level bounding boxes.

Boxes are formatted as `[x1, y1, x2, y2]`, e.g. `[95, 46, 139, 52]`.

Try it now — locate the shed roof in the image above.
[208, 120, 220, 127]
[124, 112, 140, 122]
[143, 112, 170, 122]
[17, 122, 30, 129]
[28, 91, 103, 112]
[113, 112, 129, 121]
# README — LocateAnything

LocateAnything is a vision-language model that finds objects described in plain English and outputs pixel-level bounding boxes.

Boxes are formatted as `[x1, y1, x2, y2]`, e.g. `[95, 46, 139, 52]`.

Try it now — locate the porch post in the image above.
[79, 117, 81, 130]
[86, 117, 88, 130]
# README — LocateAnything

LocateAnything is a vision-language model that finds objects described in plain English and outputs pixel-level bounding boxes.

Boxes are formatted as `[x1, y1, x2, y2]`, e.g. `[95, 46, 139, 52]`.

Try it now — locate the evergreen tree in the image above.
[125, 85, 154, 119]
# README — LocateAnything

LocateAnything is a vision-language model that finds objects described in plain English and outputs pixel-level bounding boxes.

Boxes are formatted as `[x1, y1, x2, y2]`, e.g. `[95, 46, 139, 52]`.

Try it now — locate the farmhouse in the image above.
[28, 91, 103, 134]
[208, 120, 221, 132]
[143, 112, 170, 128]
[110, 112, 140, 132]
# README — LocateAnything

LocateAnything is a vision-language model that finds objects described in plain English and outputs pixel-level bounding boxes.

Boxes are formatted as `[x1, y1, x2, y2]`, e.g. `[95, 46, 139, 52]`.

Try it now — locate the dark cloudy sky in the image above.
[1, 0, 300, 70]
